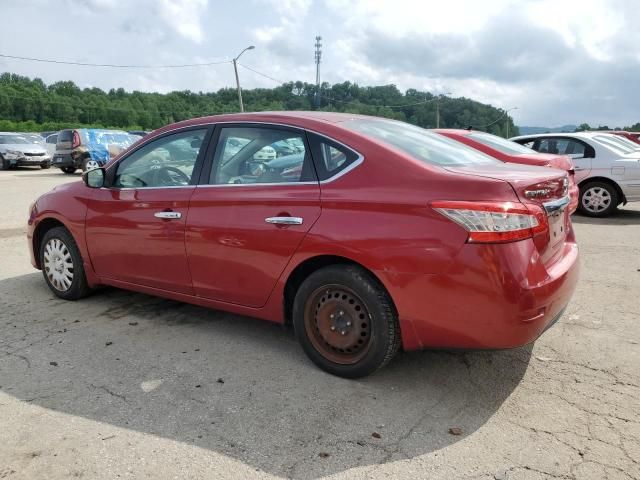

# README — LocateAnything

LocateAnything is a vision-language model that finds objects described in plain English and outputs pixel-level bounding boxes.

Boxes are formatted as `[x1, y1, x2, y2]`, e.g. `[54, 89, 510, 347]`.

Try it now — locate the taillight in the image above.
[432, 201, 548, 243]
[523, 177, 567, 201]
[72, 131, 80, 149]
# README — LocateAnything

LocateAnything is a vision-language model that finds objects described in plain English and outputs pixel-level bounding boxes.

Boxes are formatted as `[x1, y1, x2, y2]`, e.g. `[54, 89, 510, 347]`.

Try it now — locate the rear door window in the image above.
[208, 126, 316, 185]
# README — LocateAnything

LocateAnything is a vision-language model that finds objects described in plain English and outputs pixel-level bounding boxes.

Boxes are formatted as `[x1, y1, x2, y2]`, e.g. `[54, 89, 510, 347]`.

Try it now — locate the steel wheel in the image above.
[582, 186, 612, 214]
[43, 237, 74, 292]
[303, 285, 372, 365]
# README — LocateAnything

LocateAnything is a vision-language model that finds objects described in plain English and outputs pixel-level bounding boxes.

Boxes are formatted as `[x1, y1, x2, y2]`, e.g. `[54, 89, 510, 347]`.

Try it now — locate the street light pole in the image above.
[435, 92, 452, 128]
[233, 45, 255, 113]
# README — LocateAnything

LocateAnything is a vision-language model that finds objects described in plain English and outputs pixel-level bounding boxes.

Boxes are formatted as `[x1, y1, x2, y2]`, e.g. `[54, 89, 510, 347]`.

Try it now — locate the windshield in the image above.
[0, 134, 37, 145]
[467, 132, 535, 155]
[346, 118, 499, 166]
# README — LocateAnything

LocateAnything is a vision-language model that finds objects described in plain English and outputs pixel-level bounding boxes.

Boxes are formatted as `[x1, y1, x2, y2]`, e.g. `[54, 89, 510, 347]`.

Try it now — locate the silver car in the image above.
[0, 132, 52, 170]
[511, 132, 640, 217]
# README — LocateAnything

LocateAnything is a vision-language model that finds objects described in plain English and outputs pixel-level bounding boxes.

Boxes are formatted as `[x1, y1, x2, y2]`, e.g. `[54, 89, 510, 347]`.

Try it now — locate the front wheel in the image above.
[41, 162, 51, 169]
[61, 166, 77, 174]
[82, 157, 100, 172]
[578, 181, 619, 217]
[292, 265, 400, 378]
[40, 226, 91, 300]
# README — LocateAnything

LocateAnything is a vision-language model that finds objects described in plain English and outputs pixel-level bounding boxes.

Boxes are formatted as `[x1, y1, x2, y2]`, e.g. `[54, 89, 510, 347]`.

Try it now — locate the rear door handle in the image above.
[154, 211, 182, 219]
[265, 216, 303, 225]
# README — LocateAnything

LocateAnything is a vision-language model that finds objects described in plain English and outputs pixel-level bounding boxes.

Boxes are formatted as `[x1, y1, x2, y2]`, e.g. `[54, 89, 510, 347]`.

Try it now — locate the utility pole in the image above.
[435, 92, 451, 128]
[505, 107, 518, 138]
[233, 45, 255, 113]
[314, 35, 322, 108]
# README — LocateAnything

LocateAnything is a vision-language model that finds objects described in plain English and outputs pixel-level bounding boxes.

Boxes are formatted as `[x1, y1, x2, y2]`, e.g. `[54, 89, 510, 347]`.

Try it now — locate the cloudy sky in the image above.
[1, 0, 638, 127]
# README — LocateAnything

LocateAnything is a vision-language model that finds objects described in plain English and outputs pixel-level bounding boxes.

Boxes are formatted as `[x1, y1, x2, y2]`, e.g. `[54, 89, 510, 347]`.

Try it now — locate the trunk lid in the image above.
[444, 162, 571, 265]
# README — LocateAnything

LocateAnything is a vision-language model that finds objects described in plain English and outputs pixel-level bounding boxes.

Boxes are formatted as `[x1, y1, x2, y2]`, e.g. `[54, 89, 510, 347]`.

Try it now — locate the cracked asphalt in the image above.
[0, 167, 639, 479]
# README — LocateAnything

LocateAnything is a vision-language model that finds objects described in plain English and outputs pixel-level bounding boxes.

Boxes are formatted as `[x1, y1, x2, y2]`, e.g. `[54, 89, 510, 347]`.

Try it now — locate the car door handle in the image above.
[265, 216, 303, 225]
[154, 211, 182, 219]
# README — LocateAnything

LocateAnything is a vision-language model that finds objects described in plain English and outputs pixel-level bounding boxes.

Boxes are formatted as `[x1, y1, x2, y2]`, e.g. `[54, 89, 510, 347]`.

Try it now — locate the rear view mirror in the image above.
[83, 167, 105, 188]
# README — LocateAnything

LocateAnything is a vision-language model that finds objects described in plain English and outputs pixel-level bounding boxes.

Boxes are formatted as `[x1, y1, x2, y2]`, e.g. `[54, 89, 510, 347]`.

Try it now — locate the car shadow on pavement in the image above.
[571, 208, 640, 226]
[0, 272, 532, 479]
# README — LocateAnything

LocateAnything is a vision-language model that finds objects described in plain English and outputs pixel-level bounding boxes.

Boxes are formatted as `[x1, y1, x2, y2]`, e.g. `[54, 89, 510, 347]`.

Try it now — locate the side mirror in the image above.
[83, 167, 105, 188]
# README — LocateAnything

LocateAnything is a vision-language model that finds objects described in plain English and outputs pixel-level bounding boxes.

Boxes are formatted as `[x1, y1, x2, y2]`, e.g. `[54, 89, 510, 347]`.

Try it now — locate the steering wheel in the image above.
[153, 166, 190, 186]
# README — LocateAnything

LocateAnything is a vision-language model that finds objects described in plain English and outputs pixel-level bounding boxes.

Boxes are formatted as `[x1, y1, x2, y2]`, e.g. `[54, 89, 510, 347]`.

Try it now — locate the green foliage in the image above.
[0, 72, 518, 136]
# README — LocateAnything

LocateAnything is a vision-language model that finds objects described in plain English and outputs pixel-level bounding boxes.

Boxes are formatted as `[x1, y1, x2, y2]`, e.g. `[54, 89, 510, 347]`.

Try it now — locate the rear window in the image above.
[592, 135, 637, 154]
[346, 118, 499, 166]
[58, 130, 73, 142]
[467, 132, 535, 155]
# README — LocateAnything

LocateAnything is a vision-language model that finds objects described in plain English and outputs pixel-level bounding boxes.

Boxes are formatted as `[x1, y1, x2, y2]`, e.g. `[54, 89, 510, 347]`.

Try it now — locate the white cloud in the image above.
[158, 0, 208, 43]
[2, 0, 640, 126]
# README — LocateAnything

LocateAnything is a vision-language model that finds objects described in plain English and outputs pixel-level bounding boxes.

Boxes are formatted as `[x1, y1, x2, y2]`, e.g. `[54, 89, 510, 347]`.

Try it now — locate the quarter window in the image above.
[209, 127, 314, 185]
[307, 133, 360, 180]
[114, 129, 207, 188]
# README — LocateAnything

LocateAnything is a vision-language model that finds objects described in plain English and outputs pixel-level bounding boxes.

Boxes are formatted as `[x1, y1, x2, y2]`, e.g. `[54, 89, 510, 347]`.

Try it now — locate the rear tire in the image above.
[61, 166, 77, 174]
[578, 181, 618, 217]
[39, 226, 91, 300]
[292, 264, 400, 378]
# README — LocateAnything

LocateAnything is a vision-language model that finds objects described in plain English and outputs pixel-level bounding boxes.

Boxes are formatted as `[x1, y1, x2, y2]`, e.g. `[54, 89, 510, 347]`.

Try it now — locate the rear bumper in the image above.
[52, 154, 77, 168]
[381, 235, 580, 351]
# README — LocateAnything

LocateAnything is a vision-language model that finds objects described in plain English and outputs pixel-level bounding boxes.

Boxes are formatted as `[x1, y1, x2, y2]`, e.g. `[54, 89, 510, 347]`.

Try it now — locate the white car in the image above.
[511, 132, 640, 217]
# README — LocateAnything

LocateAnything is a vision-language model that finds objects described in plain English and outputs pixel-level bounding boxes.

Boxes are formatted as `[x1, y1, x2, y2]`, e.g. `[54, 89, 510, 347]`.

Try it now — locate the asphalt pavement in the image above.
[1, 167, 638, 479]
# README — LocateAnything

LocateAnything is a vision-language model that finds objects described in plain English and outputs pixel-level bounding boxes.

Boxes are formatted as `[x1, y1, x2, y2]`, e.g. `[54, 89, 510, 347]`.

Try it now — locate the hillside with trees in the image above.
[0, 72, 519, 135]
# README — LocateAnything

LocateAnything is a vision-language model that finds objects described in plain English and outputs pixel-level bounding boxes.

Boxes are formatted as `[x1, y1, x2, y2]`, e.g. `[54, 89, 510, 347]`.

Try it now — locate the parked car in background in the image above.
[52, 129, 138, 174]
[0, 132, 51, 169]
[28, 112, 578, 378]
[511, 132, 640, 217]
[434, 129, 579, 213]
[44, 133, 58, 156]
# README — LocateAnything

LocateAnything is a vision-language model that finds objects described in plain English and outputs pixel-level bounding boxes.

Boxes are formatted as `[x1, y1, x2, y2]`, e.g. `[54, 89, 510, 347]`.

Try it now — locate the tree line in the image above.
[0, 72, 520, 135]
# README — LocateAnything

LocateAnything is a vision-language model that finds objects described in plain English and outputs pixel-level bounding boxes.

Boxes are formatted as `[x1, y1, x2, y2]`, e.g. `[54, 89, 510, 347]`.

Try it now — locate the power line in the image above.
[0, 53, 231, 69]
[237, 63, 288, 85]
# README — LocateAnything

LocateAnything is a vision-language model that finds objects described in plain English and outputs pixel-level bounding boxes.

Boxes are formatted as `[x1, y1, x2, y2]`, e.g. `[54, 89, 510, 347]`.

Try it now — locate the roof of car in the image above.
[432, 128, 476, 136]
[149, 111, 380, 137]
[510, 131, 619, 141]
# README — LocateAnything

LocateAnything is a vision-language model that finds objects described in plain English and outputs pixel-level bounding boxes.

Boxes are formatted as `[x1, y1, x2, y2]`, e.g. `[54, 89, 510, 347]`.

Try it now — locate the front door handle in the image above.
[154, 211, 182, 219]
[265, 216, 303, 225]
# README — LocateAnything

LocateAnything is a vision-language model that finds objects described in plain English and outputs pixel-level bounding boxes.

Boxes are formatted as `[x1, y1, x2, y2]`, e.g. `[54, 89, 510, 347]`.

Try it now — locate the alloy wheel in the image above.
[582, 186, 611, 213]
[84, 159, 100, 172]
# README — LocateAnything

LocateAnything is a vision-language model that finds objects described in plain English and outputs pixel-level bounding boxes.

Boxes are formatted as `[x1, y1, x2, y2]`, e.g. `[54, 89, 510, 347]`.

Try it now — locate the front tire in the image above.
[578, 181, 619, 217]
[40, 162, 51, 169]
[40, 226, 91, 300]
[292, 265, 400, 378]
[61, 166, 77, 174]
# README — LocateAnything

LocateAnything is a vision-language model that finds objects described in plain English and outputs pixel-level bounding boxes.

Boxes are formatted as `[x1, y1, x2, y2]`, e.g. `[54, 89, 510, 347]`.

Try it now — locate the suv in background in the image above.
[53, 129, 138, 174]
[0, 132, 51, 170]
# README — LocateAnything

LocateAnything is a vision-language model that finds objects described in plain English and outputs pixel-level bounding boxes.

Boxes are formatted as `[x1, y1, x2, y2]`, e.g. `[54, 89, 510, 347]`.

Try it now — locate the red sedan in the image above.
[28, 113, 579, 378]
[434, 129, 580, 213]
